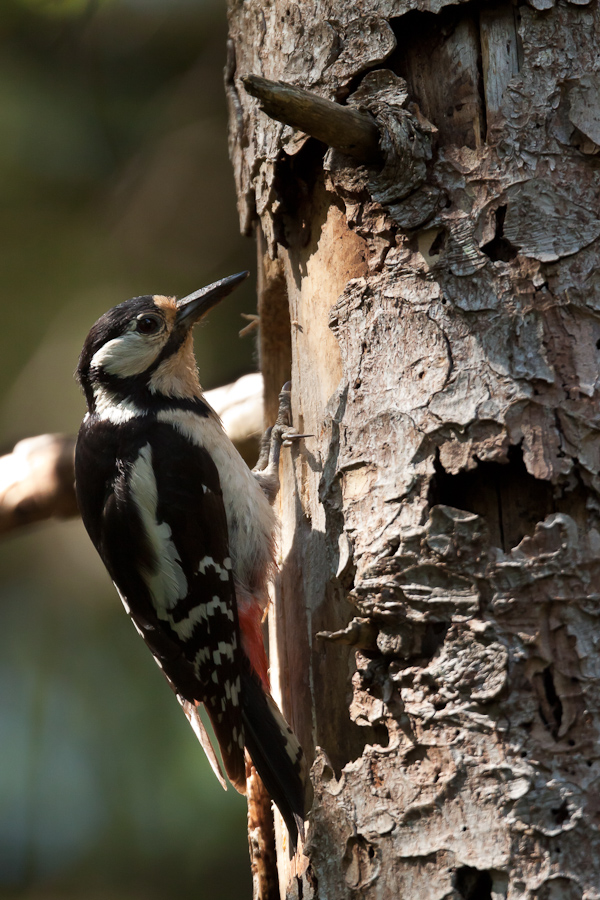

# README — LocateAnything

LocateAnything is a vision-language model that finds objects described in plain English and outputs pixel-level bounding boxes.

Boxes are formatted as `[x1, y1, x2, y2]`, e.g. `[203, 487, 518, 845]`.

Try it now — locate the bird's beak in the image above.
[175, 271, 250, 329]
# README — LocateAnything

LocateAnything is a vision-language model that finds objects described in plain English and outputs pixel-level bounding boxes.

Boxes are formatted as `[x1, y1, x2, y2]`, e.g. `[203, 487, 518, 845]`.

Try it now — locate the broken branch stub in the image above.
[242, 75, 382, 165]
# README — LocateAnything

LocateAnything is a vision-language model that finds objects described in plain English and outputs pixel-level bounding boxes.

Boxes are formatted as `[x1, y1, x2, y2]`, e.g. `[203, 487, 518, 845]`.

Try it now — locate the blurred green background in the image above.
[0, 0, 258, 897]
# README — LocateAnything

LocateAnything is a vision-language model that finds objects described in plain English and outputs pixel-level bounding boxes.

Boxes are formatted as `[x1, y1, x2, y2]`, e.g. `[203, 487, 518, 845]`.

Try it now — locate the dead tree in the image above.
[226, 1, 600, 898]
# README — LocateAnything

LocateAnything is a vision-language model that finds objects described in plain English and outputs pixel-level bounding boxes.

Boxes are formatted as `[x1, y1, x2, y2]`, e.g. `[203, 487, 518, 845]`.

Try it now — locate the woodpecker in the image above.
[75, 271, 304, 844]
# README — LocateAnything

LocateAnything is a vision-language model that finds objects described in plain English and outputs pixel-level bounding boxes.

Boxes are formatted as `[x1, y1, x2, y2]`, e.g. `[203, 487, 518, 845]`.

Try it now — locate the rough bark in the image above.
[226, 1, 600, 898]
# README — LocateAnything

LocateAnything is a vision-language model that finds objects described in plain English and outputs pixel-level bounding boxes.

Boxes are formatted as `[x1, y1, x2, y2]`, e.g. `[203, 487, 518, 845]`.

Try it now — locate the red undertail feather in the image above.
[237, 598, 270, 689]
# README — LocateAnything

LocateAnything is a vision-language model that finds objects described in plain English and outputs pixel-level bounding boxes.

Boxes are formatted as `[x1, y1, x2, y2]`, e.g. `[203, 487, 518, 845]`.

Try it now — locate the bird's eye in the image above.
[136, 314, 162, 335]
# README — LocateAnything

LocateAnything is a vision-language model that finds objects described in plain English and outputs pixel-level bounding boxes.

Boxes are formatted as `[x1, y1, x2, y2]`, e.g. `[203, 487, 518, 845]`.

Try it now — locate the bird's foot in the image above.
[252, 382, 311, 501]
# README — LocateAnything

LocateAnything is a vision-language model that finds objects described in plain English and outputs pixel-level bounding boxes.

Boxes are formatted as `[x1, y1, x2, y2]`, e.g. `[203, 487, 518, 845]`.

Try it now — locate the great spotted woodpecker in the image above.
[75, 272, 304, 844]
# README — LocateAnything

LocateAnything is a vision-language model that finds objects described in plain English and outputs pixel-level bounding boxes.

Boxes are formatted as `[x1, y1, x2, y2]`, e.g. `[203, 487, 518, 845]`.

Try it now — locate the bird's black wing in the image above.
[75, 416, 246, 789]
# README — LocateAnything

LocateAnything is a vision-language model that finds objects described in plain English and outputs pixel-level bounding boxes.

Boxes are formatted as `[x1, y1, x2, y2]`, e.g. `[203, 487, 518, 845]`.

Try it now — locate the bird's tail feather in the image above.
[241, 666, 305, 848]
[178, 697, 228, 791]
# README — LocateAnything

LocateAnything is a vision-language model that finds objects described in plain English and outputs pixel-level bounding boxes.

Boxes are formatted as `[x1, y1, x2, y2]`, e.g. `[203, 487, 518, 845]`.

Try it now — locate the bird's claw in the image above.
[252, 382, 310, 499]
[281, 428, 313, 447]
[275, 385, 311, 447]
[275, 381, 293, 429]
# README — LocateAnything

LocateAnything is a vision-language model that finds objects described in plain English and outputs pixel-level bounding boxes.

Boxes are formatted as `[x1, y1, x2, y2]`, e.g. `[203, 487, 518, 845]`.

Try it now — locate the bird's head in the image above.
[77, 271, 249, 414]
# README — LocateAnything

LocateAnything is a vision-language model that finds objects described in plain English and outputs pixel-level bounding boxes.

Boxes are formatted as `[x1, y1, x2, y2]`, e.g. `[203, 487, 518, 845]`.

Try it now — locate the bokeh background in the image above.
[0, 1, 258, 896]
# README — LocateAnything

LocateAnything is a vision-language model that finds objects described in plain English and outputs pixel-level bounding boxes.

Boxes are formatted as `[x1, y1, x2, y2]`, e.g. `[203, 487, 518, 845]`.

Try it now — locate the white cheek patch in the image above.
[90, 330, 167, 378]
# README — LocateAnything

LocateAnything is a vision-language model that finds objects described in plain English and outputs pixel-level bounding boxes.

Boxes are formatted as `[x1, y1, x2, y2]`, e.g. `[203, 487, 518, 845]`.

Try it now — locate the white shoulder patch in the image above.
[129, 443, 188, 612]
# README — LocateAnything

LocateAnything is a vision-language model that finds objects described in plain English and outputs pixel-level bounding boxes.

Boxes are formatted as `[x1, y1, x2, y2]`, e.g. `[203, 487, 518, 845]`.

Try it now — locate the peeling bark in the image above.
[227, 0, 600, 897]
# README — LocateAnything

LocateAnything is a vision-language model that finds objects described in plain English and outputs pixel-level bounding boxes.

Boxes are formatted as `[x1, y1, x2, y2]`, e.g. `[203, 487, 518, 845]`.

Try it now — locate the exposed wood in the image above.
[480, 4, 520, 138]
[391, 9, 484, 149]
[243, 75, 383, 164]
[269, 181, 369, 896]
[256, 226, 293, 427]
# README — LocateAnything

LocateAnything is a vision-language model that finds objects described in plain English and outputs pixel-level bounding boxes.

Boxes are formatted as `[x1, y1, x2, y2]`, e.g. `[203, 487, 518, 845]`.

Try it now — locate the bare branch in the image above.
[207, 372, 264, 446]
[0, 434, 78, 535]
[242, 75, 382, 164]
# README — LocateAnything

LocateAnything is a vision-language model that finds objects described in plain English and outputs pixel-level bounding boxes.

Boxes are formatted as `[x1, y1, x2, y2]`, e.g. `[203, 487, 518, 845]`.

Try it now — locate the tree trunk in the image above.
[226, 2, 600, 898]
